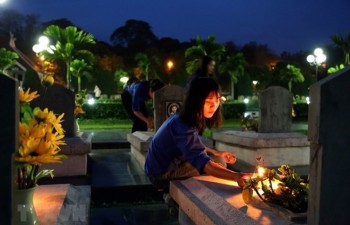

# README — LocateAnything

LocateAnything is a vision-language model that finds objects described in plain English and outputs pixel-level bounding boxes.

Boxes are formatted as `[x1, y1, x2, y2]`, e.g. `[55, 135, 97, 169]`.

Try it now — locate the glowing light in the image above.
[257, 166, 265, 177]
[120, 76, 129, 84]
[38, 36, 50, 46]
[87, 98, 95, 105]
[167, 60, 174, 71]
[306, 96, 310, 104]
[243, 98, 249, 104]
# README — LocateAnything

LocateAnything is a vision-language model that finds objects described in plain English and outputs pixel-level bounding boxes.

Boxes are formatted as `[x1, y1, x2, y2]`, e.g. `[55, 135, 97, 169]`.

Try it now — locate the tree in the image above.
[42, 25, 96, 90]
[70, 59, 93, 92]
[110, 19, 158, 51]
[218, 52, 246, 99]
[331, 33, 350, 65]
[184, 35, 226, 74]
[134, 52, 160, 80]
[0, 48, 19, 74]
[279, 64, 304, 92]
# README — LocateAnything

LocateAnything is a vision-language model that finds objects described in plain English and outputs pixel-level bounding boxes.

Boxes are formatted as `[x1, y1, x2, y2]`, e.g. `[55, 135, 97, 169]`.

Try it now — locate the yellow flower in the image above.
[16, 85, 66, 189]
[74, 102, 85, 117]
[19, 88, 39, 103]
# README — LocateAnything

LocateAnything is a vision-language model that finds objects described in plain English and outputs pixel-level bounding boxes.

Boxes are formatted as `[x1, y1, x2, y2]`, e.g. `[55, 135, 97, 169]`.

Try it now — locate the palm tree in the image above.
[218, 52, 246, 99]
[331, 33, 350, 65]
[134, 52, 160, 80]
[279, 64, 304, 92]
[0, 48, 19, 74]
[184, 35, 226, 74]
[70, 59, 93, 92]
[41, 25, 96, 90]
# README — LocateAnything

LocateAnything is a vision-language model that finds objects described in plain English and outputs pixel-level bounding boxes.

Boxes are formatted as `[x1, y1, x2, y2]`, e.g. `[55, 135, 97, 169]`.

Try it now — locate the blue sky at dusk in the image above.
[2, 0, 350, 54]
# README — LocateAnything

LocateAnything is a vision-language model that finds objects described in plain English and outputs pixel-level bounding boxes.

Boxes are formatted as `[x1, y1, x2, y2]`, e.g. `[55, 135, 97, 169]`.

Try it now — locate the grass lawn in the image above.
[79, 118, 308, 135]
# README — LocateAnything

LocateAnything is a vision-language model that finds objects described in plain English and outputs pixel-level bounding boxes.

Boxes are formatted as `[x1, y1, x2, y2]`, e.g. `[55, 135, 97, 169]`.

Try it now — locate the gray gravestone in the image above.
[31, 84, 75, 137]
[308, 67, 350, 225]
[258, 86, 293, 133]
[0, 74, 18, 225]
[153, 84, 186, 131]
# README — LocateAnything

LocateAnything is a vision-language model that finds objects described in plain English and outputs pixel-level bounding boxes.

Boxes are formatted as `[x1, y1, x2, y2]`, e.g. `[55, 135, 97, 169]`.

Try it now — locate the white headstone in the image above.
[259, 86, 293, 133]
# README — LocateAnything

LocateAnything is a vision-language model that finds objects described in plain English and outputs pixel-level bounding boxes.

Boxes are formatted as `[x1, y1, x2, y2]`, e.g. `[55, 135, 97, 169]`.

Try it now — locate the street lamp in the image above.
[32, 36, 55, 77]
[306, 48, 326, 81]
[166, 60, 174, 73]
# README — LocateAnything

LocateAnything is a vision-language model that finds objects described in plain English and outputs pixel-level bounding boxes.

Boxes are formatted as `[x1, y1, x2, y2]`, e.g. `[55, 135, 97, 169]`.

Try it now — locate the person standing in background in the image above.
[121, 79, 164, 132]
[187, 55, 216, 87]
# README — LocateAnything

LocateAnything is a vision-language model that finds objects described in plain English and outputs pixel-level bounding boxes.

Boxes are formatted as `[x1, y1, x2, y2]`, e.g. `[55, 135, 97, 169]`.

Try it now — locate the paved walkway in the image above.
[85, 129, 179, 225]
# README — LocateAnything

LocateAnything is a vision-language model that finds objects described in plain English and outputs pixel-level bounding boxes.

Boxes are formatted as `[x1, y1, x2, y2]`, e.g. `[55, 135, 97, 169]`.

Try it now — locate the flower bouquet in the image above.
[15, 75, 66, 189]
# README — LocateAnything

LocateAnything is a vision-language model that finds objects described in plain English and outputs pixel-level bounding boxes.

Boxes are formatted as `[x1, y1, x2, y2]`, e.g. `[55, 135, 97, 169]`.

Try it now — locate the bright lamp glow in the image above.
[32, 44, 43, 54]
[88, 98, 95, 105]
[243, 98, 249, 104]
[120, 76, 129, 84]
[314, 48, 323, 56]
[316, 54, 326, 64]
[306, 55, 315, 63]
[38, 36, 50, 46]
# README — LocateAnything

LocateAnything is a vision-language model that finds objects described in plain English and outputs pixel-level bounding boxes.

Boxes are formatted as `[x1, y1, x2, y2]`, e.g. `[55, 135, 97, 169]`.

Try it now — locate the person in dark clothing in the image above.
[121, 78, 164, 132]
[145, 77, 250, 191]
[187, 55, 216, 87]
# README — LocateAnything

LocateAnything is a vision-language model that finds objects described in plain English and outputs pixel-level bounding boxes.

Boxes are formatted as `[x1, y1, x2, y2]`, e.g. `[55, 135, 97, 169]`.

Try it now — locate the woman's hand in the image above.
[220, 151, 237, 164]
[235, 172, 253, 188]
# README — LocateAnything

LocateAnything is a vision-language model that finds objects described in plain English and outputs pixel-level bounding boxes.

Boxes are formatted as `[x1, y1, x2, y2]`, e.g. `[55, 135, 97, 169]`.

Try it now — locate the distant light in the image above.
[0, 0, 7, 4]
[38, 36, 50, 46]
[306, 97, 310, 104]
[243, 98, 249, 104]
[314, 48, 323, 56]
[252, 80, 258, 85]
[316, 54, 326, 64]
[88, 98, 95, 105]
[306, 55, 315, 63]
[120, 76, 129, 84]
[32, 44, 43, 54]
[167, 61, 174, 69]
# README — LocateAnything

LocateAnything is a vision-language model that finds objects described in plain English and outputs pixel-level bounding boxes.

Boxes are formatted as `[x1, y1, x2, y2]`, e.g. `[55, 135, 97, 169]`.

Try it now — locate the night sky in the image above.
[2, 0, 350, 54]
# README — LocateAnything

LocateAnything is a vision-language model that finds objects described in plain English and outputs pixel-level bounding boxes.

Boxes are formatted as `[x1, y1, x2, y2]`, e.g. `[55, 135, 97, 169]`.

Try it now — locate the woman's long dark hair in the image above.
[179, 77, 223, 134]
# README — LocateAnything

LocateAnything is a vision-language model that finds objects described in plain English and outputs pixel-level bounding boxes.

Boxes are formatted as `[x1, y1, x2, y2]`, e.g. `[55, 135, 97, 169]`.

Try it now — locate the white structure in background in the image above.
[94, 85, 101, 98]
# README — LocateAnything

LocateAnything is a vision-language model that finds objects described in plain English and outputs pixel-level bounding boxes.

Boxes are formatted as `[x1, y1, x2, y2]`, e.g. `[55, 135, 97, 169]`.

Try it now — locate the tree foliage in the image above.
[110, 19, 158, 51]
[331, 33, 350, 65]
[0, 48, 19, 73]
[42, 25, 96, 89]
[184, 35, 226, 74]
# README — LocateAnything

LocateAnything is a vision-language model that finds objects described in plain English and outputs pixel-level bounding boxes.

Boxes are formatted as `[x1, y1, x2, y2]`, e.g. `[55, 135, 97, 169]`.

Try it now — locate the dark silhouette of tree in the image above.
[41, 18, 76, 30]
[331, 33, 350, 65]
[110, 19, 158, 53]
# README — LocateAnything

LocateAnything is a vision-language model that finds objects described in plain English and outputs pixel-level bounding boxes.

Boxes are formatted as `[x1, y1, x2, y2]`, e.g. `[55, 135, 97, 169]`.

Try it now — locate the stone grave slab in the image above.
[170, 176, 302, 225]
[308, 66, 350, 225]
[41, 133, 92, 176]
[259, 86, 293, 133]
[0, 74, 17, 225]
[33, 184, 90, 225]
[213, 130, 309, 168]
[153, 84, 186, 131]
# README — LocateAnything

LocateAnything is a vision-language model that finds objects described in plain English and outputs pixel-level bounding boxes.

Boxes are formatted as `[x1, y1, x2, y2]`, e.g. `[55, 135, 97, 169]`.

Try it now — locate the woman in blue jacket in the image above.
[145, 77, 248, 190]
